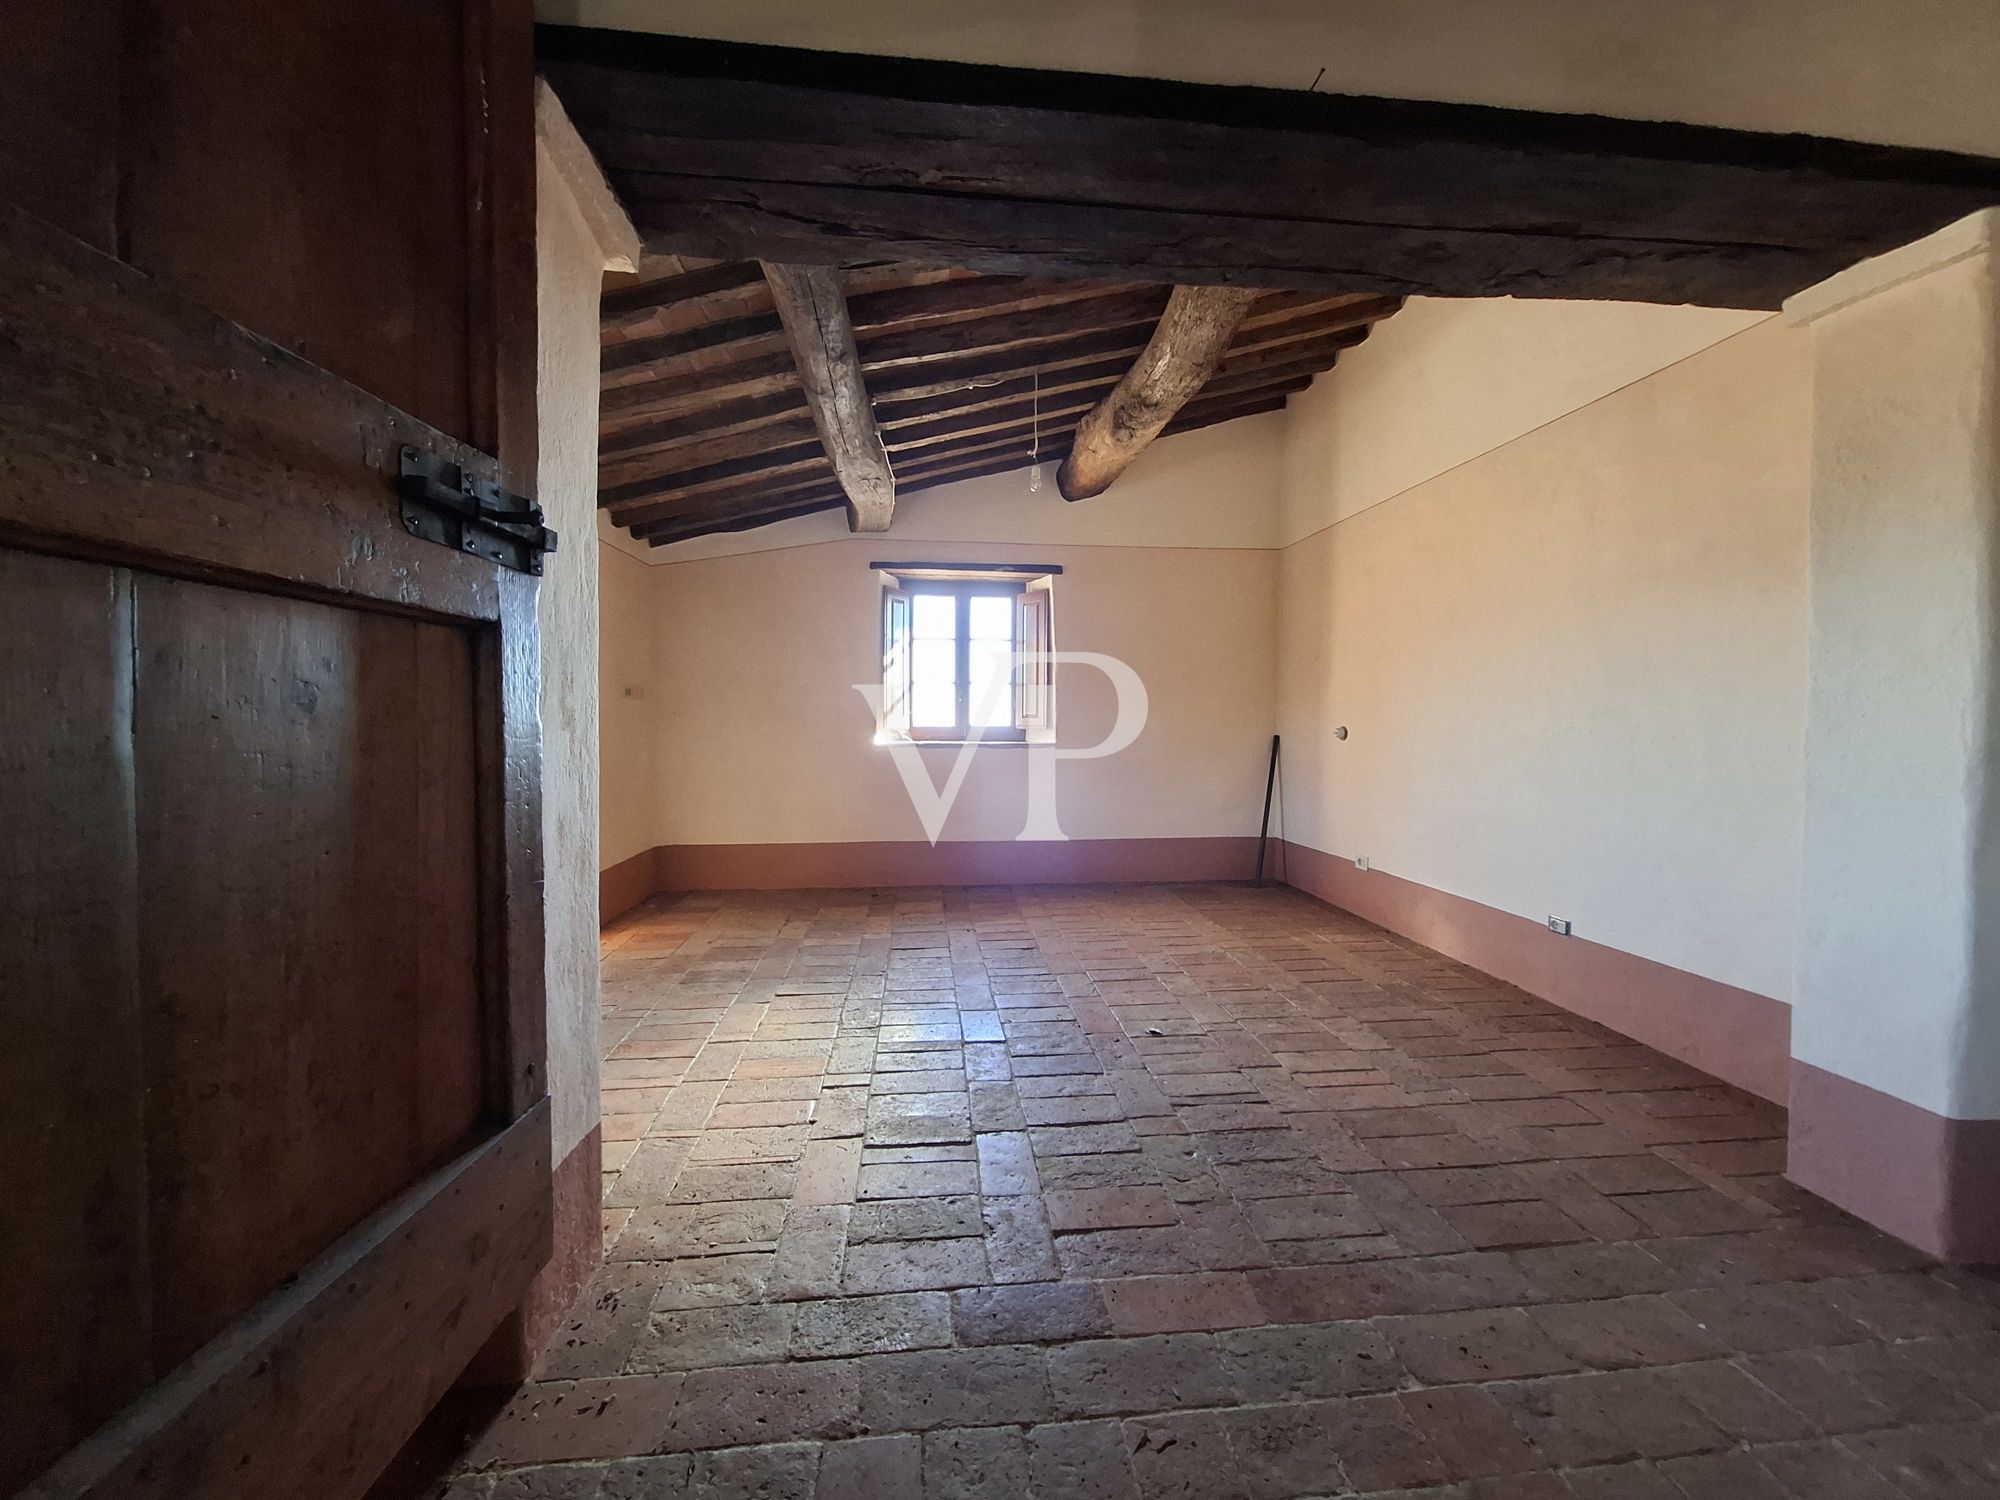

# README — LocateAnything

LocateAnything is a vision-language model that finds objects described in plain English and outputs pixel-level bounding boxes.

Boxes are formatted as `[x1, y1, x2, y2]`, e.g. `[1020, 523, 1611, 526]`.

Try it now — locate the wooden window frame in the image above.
[878, 569, 1056, 745]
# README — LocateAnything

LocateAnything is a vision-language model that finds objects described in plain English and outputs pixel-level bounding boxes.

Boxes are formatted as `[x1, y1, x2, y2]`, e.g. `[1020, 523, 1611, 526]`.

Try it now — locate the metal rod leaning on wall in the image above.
[1255, 734, 1280, 885]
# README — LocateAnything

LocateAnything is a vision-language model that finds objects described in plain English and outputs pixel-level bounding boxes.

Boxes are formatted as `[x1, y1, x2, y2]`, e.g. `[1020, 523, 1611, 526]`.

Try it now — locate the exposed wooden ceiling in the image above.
[598, 257, 1400, 546]
[552, 23, 2000, 544]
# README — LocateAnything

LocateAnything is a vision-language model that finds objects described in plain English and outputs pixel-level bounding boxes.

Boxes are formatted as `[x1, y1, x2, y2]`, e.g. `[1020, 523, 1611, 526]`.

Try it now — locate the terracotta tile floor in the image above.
[447, 884, 2000, 1498]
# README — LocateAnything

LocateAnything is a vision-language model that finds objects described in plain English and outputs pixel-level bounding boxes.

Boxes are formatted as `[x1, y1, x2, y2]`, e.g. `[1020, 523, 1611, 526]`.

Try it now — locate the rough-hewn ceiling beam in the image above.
[1059, 286, 1259, 500]
[761, 261, 897, 532]
[541, 26, 2000, 309]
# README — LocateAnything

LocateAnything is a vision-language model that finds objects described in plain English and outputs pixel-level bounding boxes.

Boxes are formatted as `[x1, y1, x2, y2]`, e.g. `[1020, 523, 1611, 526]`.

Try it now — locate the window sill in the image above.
[877, 737, 1050, 749]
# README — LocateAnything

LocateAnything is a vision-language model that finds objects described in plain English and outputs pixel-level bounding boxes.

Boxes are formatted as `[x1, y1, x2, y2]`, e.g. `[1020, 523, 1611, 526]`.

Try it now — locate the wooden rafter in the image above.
[542, 26, 2000, 310]
[760, 262, 896, 532]
[1059, 285, 1259, 500]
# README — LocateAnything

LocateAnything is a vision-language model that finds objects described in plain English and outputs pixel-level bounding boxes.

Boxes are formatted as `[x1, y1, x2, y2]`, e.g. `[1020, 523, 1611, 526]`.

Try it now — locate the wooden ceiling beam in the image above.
[543, 27, 2000, 308]
[601, 260, 765, 330]
[883, 383, 1115, 456]
[852, 287, 1171, 376]
[629, 477, 850, 540]
[615, 466, 844, 530]
[600, 350, 799, 423]
[600, 439, 829, 509]
[599, 387, 810, 459]
[641, 492, 852, 546]
[762, 261, 898, 532]
[1060, 285, 1259, 500]
[598, 413, 822, 486]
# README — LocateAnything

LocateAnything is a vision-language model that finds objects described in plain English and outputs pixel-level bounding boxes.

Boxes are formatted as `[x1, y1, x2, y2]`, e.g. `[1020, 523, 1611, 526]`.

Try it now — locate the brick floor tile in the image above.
[1025, 1421, 1143, 1500]
[1528, 1295, 1726, 1370]
[792, 1138, 861, 1206]
[430, 886, 2000, 1500]
[1655, 1360, 1818, 1444]
[1750, 1437, 1909, 1499]
[921, 1426, 1030, 1500]
[849, 1194, 983, 1243]
[856, 1160, 979, 1199]
[1439, 1199, 1593, 1251]
[814, 1434, 921, 1500]
[840, 1237, 989, 1294]
[463, 1376, 684, 1467]
[1322, 1392, 1451, 1490]
[1666, 1283, 1870, 1354]
[1495, 1370, 1725, 1466]
[1399, 1386, 1545, 1478]
[790, 1291, 951, 1358]
[858, 1346, 1053, 1431]
[1216, 1320, 1404, 1400]
[1221, 1401, 1346, 1499]
[684, 1441, 821, 1499]
[984, 1194, 1061, 1282]
[659, 1360, 861, 1450]
[1102, 1272, 1267, 1334]
[629, 1304, 794, 1373]
[649, 1253, 775, 1311]
[1045, 1186, 1181, 1233]
[974, 1130, 1040, 1196]
[1125, 1409, 1248, 1500]
[1048, 1334, 1238, 1417]
[1381, 1307, 1579, 1384]
[954, 1282, 1113, 1345]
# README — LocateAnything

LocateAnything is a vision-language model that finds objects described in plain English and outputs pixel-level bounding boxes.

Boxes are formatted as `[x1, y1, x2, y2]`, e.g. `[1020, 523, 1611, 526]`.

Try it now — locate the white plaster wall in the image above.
[1791, 232, 2000, 1118]
[597, 418, 1285, 854]
[544, 0, 2000, 156]
[649, 412, 1285, 564]
[641, 539, 1277, 847]
[598, 540, 663, 868]
[536, 142, 606, 1159]
[1276, 310, 1812, 1004]
[1279, 299, 1769, 544]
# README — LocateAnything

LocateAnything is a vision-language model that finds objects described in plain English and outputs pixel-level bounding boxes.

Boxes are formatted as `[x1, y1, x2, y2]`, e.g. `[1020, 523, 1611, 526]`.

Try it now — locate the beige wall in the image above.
[1277, 309, 1812, 1004]
[546, 0, 2000, 157]
[1788, 213, 2000, 1117]
[1279, 298, 1768, 543]
[598, 417, 1283, 855]
[598, 540, 661, 868]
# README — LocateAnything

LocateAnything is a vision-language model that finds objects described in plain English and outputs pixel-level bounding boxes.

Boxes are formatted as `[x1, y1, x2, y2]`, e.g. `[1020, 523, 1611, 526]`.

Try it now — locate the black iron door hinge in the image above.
[399, 446, 559, 575]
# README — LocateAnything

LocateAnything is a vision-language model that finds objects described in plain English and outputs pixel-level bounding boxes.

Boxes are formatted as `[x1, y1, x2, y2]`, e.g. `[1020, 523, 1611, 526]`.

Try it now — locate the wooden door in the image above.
[0, 5, 547, 1498]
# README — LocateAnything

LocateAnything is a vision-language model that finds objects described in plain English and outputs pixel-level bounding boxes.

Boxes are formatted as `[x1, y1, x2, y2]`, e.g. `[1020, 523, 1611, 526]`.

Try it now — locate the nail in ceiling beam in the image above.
[1059, 285, 1259, 501]
[761, 261, 896, 532]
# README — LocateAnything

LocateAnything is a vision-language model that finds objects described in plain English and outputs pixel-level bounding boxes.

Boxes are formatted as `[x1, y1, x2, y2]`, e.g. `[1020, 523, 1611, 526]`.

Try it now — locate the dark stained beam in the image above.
[601, 350, 799, 423]
[602, 438, 830, 509]
[625, 381, 1312, 544]
[600, 387, 809, 459]
[762, 262, 897, 531]
[601, 260, 764, 329]
[1060, 285, 1259, 499]
[642, 493, 851, 546]
[541, 26, 2000, 309]
[599, 413, 821, 485]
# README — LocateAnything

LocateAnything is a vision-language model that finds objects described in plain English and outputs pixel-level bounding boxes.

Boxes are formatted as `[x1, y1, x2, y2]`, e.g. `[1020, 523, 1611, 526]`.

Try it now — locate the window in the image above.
[878, 565, 1057, 743]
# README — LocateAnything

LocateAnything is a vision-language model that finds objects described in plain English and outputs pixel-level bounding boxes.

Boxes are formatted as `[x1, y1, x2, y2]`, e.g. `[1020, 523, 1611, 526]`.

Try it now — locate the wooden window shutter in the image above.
[1016, 585, 1053, 736]
[882, 584, 912, 737]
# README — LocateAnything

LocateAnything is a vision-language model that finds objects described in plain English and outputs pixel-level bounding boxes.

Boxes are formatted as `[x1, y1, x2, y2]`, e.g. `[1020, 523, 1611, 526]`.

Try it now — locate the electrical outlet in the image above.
[1354, 855, 1369, 871]
[1547, 916, 1572, 936]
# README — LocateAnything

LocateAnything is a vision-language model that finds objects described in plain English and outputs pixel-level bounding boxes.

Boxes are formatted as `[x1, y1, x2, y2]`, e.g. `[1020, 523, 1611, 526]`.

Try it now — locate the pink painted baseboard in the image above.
[600, 847, 657, 924]
[599, 836, 1260, 900]
[1789, 1062, 2000, 1263]
[1277, 841, 1792, 1105]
